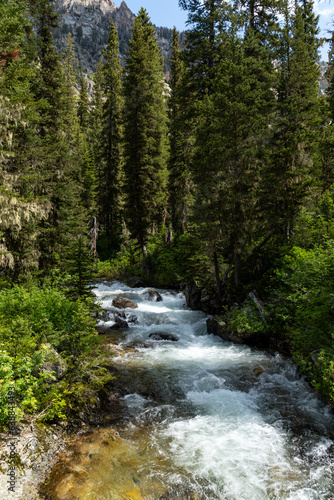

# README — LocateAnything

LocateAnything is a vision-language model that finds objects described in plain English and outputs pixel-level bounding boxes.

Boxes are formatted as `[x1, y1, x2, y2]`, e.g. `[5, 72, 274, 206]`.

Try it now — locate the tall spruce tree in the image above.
[168, 28, 193, 234]
[30, 0, 89, 273]
[90, 57, 104, 209]
[78, 73, 90, 130]
[61, 33, 80, 142]
[192, 10, 275, 287]
[179, 0, 228, 96]
[319, 33, 334, 192]
[100, 17, 123, 251]
[263, 0, 320, 241]
[123, 8, 169, 254]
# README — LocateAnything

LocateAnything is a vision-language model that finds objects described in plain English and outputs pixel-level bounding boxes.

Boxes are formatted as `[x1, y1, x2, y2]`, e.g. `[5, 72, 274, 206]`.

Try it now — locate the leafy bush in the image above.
[266, 245, 334, 403]
[0, 284, 112, 427]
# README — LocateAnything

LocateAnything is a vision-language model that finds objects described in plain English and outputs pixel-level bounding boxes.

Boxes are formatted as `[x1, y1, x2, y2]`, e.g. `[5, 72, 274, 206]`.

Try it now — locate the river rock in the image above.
[253, 364, 265, 376]
[206, 317, 229, 339]
[127, 314, 138, 324]
[112, 296, 138, 309]
[143, 288, 162, 302]
[149, 332, 179, 341]
[110, 314, 129, 330]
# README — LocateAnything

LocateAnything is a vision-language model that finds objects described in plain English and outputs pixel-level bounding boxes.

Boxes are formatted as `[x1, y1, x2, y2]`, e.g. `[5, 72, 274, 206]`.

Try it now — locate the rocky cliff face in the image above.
[54, 0, 179, 74]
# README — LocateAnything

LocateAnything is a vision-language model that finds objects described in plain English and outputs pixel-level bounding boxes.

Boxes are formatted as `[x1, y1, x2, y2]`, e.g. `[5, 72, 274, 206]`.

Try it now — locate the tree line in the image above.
[1, 0, 334, 406]
[1, 0, 333, 292]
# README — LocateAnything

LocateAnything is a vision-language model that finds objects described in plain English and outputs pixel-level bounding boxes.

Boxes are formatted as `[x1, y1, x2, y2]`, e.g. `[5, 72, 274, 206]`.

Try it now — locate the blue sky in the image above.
[116, 0, 334, 61]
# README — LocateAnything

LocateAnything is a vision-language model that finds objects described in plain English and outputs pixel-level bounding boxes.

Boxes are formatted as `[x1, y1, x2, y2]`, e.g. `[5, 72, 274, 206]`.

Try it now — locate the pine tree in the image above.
[30, 0, 89, 274]
[193, 12, 275, 286]
[238, 0, 280, 52]
[89, 57, 104, 203]
[264, 0, 320, 241]
[168, 28, 193, 234]
[123, 8, 169, 254]
[30, 0, 63, 134]
[319, 33, 334, 192]
[61, 32, 80, 142]
[81, 139, 97, 214]
[90, 58, 104, 157]
[78, 73, 90, 130]
[100, 17, 123, 251]
[0, 0, 47, 279]
[179, 0, 228, 96]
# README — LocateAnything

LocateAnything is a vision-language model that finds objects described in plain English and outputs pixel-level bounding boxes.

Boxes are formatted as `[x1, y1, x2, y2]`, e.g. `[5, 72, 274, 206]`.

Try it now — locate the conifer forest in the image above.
[2, 0, 334, 497]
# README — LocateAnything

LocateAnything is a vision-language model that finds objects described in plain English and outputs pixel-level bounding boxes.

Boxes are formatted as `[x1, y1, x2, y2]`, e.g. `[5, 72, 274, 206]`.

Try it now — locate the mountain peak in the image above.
[119, 1, 130, 10]
[54, 0, 183, 74]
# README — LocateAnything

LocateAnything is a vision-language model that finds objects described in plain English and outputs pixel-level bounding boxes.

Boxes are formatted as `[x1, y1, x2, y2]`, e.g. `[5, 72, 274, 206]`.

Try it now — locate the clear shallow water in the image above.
[52, 281, 334, 499]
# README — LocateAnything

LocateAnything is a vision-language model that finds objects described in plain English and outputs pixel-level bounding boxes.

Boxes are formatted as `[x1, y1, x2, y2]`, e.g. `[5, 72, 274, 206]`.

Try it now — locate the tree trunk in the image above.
[181, 201, 186, 235]
[234, 251, 241, 286]
[213, 248, 222, 300]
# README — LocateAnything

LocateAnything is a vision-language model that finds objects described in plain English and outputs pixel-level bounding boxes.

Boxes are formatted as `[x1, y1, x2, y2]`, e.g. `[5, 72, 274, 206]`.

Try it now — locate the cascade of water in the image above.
[63, 280, 334, 499]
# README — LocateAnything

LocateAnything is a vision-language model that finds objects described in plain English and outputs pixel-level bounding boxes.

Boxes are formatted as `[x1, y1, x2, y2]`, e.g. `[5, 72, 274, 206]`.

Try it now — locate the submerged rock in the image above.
[110, 314, 129, 330]
[143, 288, 162, 302]
[149, 332, 179, 341]
[112, 297, 138, 309]
[253, 364, 265, 376]
[127, 314, 138, 324]
[126, 341, 151, 349]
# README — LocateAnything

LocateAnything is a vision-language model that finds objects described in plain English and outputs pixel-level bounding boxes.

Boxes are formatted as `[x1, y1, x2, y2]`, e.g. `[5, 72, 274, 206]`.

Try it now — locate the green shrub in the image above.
[0, 284, 112, 426]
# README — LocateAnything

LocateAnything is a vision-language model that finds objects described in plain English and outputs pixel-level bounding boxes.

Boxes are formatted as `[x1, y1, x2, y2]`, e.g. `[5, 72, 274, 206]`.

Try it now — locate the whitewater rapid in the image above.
[94, 280, 334, 500]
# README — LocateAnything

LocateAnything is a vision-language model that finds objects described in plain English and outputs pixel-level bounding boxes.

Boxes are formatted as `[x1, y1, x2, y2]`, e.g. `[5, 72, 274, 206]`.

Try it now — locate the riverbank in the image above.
[0, 423, 66, 500]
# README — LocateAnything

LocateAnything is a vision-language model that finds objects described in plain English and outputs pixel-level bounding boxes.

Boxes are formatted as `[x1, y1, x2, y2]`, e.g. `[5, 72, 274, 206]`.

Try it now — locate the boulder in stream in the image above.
[112, 296, 138, 309]
[143, 288, 163, 302]
[149, 332, 179, 341]
[110, 314, 129, 330]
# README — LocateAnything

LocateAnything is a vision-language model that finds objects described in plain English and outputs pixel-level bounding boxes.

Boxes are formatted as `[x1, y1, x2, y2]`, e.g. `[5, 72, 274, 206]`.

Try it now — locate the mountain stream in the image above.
[43, 281, 334, 499]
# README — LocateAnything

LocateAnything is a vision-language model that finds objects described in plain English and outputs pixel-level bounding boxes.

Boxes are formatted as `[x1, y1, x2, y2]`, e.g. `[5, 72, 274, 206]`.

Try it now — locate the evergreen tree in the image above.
[81, 139, 97, 214]
[179, 0, 228, 96]
[78, 73, 90, 130]
[30, 0, 89, 274]
[193, 12, 275, 286]
[168, 28, 193, 234]
[90, 58, 104, 156]
[61, 32, 80, 142]
[0, 0, 47, 279]
[90, 57, 104, 207]
[30, 0, 63, 134]
[123, 8, 169, 254]
[100, 17, 123, 251]
[319, 34, 334, 192]
[263, 0, 320, 241]
[237, 0, 280, 53]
